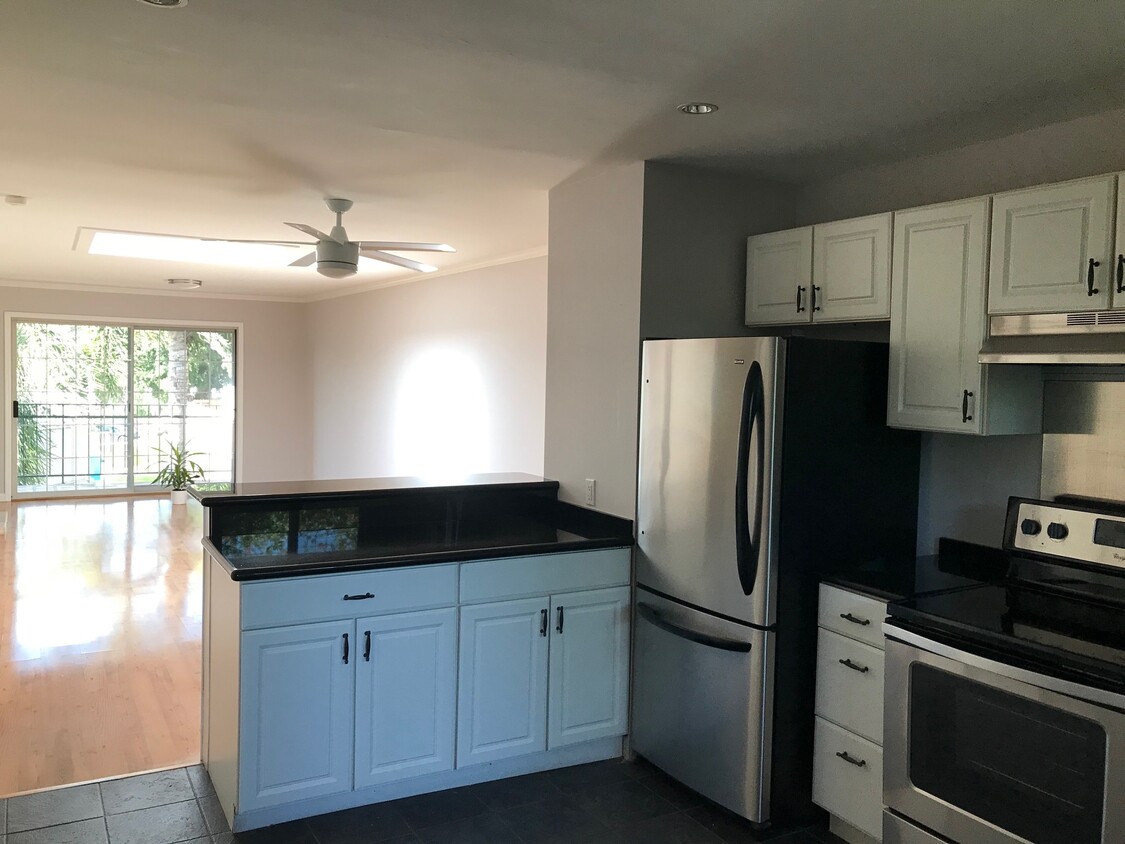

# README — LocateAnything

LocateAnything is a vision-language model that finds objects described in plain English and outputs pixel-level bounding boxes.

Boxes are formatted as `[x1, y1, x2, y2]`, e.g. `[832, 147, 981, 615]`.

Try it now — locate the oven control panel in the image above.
[1007, 497, 1125, 572]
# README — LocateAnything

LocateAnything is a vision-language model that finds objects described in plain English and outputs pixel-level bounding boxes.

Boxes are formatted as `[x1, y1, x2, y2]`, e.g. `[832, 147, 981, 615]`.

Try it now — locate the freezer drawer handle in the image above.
[839, 612, 871, 626]
[636, 603, 752, 653]
[835, 751, 867, 768]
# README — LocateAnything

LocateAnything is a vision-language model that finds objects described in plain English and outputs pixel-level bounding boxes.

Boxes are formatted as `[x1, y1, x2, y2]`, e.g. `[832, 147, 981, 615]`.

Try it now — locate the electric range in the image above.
[882, 496, 1125, 844]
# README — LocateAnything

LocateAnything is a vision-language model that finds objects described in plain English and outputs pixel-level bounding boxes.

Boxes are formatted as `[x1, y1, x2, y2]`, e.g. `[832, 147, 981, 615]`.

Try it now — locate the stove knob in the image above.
[1020, 519, 1041, 536]
[1046, 522, 1069, 541]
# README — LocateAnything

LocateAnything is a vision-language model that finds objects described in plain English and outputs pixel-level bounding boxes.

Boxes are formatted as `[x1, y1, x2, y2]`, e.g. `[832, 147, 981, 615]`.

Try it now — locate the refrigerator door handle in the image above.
[636, 603, 752, 653]
[734, 360, 765, 596]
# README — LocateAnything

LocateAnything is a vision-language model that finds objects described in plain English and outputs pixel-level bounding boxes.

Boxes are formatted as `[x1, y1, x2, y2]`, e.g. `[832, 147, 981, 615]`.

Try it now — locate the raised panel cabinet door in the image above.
[456, 597, 550, 767]
[989, 174, 1115, 314]
[888, 199, 989, 434]
[239, 620, 354, 811]
[354, 608, 457, 788]
[547, 587, 630, 749]
[745, 226, 813, 325]
[1114, 172, 1125, 310]
[811, 213, 893, 322]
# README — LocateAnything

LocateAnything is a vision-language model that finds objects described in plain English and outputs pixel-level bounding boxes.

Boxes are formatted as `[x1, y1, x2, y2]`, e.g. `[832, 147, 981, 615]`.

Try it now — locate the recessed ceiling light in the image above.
[167, 278, 202, 289]
[678, 102, 719, 115]
[136, 0, 188, 7]
[79, 228, 305, 268]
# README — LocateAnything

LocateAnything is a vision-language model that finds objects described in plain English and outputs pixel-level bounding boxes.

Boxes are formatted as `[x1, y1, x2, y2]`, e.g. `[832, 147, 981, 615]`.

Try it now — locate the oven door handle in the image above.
[884, 622, 1125, 711]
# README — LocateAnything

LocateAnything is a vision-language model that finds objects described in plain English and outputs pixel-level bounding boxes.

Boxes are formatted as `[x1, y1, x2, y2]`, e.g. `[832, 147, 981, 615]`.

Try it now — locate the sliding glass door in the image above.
[13, 320, 235, 497]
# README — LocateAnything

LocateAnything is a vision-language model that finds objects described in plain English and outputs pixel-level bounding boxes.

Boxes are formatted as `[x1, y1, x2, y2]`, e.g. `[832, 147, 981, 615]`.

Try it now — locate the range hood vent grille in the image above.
[980, 311, 1125, 365]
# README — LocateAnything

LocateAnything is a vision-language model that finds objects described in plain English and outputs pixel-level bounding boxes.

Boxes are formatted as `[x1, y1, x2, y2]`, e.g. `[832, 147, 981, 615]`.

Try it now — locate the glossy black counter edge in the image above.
[190, 473, 559, 506]
[204, 535, 633, 581]
[821, 538, 1009, 602]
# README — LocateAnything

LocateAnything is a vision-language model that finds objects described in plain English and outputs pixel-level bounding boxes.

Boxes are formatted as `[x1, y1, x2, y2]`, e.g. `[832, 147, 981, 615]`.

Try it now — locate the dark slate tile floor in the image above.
[0, 759, 845, 844]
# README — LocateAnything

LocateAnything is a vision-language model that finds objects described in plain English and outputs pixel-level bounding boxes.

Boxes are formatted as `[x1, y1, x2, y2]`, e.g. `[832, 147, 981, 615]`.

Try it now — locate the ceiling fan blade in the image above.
[360, 250, 438, 273]
[205, 238, 312, 246]
[357, 241, 456, 253]
[289, 251, 317, 267]
[285, 222, 334, 242]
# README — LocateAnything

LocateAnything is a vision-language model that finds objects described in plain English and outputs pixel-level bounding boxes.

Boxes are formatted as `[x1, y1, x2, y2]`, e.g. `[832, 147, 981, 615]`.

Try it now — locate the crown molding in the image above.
[0, 275, 306, 303]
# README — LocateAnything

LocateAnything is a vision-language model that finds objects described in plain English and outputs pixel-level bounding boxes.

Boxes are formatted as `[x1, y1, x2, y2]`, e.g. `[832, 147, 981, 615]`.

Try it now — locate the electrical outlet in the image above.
[584, 478, 596, 507]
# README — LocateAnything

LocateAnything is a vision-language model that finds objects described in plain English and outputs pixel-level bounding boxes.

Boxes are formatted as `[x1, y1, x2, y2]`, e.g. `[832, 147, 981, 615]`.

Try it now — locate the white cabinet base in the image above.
[230, 736, 623, 833]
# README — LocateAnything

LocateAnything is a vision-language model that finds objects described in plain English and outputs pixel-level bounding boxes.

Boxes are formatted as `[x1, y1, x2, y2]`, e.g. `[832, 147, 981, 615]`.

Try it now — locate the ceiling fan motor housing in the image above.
[316, 239, 359, 278]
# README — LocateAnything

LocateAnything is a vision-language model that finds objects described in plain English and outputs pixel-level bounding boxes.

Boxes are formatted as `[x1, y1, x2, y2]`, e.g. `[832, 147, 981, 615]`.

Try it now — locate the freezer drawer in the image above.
[630, 589, 774, 822]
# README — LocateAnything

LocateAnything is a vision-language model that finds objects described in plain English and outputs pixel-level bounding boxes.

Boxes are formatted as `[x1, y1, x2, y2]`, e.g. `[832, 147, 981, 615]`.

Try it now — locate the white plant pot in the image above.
[170, 489, 189, 505]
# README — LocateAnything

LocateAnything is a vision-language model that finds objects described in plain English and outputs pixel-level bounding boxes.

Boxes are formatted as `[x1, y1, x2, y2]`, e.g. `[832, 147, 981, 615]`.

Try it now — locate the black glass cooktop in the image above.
[889, 571, 1125, 692]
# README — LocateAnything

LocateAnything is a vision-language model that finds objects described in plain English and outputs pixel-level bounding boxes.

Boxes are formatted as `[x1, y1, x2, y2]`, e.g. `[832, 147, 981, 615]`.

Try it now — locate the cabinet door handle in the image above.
[1117, 254, 1124, 293]
[839, 612, 870, 627]
[363, 630, 371, 662]
[1087, 258, 1101, 296]
[836, 751, 867, 768]
[343, 592, 375, 601]
[556, 606, 565, 634]
[961, 389, 974, 423]
[839, 658, 870, 674]
[342, 632, 349, 665]
[812, 285, 821, 312]
[540, 608, 548, 637]
[796, 285, 806, 313]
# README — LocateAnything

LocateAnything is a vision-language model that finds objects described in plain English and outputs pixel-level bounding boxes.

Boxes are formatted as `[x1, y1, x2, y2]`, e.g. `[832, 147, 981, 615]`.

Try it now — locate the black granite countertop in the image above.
[200, 476, 633, 580]
[822, 538, 1009, 602]
[191, 472, 557, 506]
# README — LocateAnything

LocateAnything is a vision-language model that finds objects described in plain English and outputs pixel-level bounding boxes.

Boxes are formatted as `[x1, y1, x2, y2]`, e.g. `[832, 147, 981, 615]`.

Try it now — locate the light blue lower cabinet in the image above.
[239, 620, 356, 811]
[354, 608, 458, 787]
[548, 587, 630, 749]
[457, 597, 552, 766]
[219, 553, 632, 830]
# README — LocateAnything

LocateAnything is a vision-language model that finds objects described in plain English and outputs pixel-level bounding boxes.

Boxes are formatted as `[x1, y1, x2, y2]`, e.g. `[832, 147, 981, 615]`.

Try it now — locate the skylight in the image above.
[79, 229, 306, 269]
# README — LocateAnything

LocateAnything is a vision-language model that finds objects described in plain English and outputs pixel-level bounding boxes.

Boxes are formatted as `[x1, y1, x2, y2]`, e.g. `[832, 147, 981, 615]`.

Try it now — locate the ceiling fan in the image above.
[265, 198, 455, 279]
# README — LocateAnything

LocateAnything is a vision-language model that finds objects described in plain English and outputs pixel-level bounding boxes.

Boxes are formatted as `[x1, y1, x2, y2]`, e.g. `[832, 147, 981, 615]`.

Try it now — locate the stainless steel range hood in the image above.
[979, 312, 1125, 364]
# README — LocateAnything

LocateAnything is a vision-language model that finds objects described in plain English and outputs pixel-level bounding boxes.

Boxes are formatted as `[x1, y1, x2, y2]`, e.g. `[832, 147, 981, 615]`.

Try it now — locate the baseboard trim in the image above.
[231, 736, 624, 832]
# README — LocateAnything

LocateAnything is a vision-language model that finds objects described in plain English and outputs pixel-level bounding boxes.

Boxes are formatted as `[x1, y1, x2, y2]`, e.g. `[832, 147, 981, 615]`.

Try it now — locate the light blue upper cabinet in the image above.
[988, 174, 1116, 314]
[745, 214, 892, 326]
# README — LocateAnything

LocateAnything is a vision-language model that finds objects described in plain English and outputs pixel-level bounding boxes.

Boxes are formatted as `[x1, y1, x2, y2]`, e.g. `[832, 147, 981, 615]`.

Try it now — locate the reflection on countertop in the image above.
[199, 475, 634, 581]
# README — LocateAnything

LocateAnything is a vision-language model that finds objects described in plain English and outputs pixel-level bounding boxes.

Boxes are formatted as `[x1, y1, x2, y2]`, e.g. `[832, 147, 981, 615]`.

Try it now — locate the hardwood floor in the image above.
[0, 496, 203, 796]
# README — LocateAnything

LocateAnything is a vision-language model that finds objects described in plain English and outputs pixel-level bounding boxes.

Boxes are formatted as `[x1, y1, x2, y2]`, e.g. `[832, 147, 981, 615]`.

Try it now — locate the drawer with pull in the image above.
[241, 563, 458, 629]
[814, 627, 885, 743]
[818, 583, 887, 649]
[812, 716, 883, 840]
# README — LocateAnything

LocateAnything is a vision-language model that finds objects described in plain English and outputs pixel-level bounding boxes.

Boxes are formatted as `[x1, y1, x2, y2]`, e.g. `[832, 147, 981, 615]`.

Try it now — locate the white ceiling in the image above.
[2, 0, 1124, 300]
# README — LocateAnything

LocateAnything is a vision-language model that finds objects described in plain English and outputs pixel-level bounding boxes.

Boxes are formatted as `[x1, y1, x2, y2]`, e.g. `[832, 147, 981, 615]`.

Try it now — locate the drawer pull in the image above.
[343, 592, 375, 601]
[838, 657, 869, 673]
[839, 612, 870, 626]
[836, 750, 867, 768]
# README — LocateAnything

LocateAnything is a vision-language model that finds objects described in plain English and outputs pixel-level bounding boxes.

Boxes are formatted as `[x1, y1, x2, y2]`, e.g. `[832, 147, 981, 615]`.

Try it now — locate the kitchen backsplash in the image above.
[1041, 376, 1125, 503]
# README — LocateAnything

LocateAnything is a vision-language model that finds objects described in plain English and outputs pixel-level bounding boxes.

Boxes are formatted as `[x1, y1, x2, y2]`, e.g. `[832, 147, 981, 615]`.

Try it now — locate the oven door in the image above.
[884, 627, 1125, 844]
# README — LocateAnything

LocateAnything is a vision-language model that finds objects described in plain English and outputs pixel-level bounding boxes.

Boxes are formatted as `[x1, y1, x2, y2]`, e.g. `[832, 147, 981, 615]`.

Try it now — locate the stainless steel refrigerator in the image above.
[631, 336, 919, 827]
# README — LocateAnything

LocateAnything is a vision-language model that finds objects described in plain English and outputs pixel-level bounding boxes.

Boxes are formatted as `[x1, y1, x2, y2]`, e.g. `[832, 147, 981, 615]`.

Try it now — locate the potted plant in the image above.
[153, 441, 205, 504]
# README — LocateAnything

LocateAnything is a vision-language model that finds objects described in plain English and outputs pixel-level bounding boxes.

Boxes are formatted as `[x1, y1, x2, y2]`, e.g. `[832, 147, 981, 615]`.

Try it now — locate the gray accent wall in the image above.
[639, 161, 795, 340]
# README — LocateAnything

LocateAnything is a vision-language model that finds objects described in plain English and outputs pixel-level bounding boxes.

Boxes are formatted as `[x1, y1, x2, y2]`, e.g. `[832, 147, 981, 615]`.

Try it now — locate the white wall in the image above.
[0, 285, 312, 489]
[797, 106, 1125, 551]
[307, 258, 547, 480]
[544, 163, 645, 518]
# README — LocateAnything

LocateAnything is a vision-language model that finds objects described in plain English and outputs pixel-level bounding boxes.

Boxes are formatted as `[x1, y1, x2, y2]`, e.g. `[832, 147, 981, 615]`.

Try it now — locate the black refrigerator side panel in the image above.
[769, 338, 920, 825]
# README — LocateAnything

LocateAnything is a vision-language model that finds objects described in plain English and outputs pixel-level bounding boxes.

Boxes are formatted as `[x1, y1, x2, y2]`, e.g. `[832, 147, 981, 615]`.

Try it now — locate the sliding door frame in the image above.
[3, 312, 244, 501]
